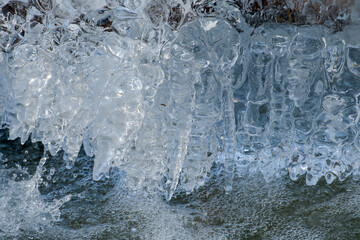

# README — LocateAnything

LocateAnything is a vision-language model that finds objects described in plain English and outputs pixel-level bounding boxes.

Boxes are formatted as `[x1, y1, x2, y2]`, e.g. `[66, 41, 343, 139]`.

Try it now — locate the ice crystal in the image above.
[1, 0, 360, 200]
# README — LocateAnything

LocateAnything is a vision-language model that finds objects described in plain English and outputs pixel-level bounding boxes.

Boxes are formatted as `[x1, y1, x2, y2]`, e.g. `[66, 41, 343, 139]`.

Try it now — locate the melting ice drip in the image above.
[0, 0, 360, 200]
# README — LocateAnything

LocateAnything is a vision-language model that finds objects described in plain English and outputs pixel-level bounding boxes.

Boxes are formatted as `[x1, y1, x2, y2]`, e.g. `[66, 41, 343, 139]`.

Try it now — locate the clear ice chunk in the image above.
[1, 0, 360, 199]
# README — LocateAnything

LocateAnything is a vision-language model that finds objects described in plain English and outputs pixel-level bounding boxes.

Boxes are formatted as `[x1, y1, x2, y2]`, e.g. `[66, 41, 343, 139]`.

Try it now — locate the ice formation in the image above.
[1, 0, 360, 200]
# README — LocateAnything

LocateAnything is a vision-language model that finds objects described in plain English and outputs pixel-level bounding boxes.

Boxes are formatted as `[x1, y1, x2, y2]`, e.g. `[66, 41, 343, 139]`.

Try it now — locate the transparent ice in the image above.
[1, 0, 360, 203]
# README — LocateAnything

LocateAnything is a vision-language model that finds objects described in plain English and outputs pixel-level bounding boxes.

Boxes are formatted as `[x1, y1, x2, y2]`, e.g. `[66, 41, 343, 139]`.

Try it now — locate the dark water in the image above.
[1, 129, 360, 240]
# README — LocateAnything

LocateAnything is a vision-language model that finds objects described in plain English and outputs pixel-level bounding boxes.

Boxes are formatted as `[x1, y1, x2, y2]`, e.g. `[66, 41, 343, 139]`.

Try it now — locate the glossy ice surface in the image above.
[1, 0, 360, 238]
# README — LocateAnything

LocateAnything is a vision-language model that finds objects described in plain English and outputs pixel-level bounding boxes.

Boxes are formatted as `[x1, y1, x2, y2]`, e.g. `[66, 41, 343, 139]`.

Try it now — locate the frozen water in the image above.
[3, 135, 360, 239]
[1, 0, 360, 238]
[1, 0, 360, 200]
[1, 0, 360, 199]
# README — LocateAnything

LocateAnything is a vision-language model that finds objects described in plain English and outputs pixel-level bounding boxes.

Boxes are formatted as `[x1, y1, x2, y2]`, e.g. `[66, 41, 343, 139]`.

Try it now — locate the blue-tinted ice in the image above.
[1, 0, 360, 239]
[1, 0, 360, 201]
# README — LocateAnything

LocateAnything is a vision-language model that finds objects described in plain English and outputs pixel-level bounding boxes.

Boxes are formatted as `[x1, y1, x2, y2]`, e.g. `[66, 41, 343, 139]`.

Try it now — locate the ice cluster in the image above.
[1, 0, 360, 199]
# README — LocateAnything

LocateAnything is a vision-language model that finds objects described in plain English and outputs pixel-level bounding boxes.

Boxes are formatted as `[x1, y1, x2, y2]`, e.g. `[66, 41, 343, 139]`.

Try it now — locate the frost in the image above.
[1, 0, 360, 200]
